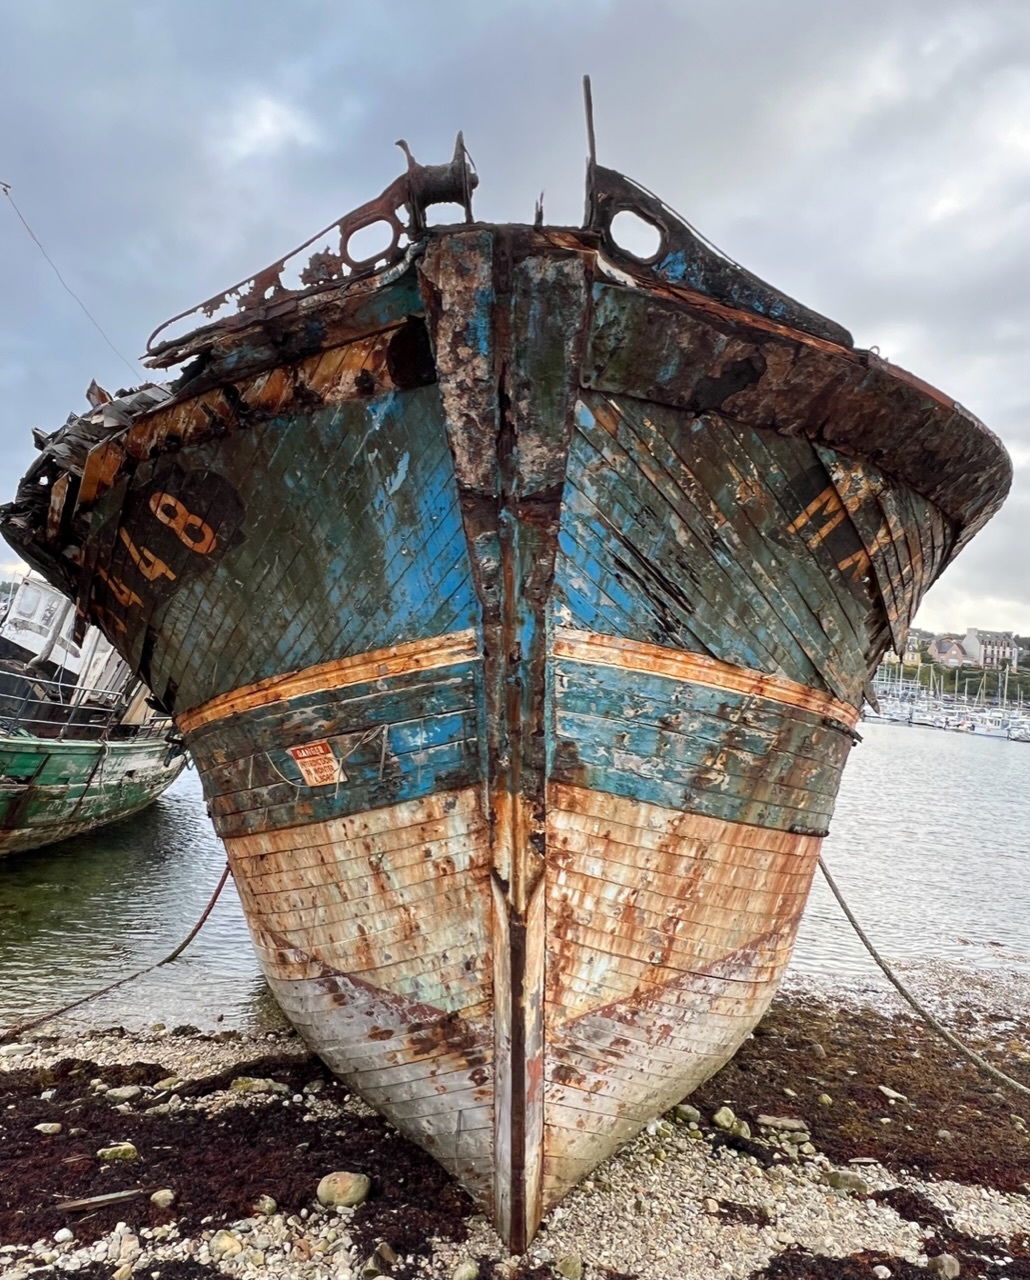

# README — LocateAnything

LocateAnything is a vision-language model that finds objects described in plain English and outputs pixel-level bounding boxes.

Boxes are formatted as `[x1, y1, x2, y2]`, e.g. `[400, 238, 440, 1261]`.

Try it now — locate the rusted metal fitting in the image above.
[146, 133, 477, 359]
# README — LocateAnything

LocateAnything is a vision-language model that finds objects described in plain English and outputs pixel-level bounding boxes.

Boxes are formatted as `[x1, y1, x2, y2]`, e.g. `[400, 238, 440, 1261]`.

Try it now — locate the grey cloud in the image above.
[1, 0, 1026, 624]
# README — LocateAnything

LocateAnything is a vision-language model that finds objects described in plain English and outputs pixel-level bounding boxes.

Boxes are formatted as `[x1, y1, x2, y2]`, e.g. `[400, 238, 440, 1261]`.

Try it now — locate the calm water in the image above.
[796, 721, 1030, 980]
[1, 724, 1027, 1035]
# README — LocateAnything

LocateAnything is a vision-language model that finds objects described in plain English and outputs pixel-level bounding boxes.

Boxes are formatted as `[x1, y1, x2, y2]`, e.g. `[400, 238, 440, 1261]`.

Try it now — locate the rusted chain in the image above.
[0, 863, 232, 1045]
[818, 856, 1030, 1101]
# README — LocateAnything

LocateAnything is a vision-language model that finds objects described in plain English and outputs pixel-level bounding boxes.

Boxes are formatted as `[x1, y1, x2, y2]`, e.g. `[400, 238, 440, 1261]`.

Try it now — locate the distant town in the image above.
[878, 626, 1030, 702]
[886, 625, 1022, 668]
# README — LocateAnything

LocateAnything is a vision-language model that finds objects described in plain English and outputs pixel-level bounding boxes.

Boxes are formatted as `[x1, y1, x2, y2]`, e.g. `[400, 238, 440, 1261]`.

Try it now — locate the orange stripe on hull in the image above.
[553, 627, 860, 728]
[181, 625, 856, 737]
[176, 629, 479, 732]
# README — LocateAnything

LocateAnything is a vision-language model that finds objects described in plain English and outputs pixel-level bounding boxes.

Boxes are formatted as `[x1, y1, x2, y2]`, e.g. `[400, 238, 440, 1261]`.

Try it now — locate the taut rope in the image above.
[819, 856, 1030, 1101]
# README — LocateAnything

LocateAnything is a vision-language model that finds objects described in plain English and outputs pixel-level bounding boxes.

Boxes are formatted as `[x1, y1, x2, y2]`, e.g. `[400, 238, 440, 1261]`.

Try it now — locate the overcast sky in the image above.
[2, 0, 1028, 635]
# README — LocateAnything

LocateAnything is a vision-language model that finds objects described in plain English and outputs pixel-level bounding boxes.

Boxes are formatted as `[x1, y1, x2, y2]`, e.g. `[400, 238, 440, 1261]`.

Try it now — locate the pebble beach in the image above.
[2, 969, 1028, 1280]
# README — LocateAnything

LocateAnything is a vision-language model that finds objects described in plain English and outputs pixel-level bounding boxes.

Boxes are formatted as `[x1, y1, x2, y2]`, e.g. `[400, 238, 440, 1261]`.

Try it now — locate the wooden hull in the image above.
[1, 214, 1008, 1247]
[0, 734, 185, 856]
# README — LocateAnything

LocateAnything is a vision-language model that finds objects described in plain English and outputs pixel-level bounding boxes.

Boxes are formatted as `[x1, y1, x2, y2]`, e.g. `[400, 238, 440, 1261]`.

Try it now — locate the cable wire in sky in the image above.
[2, 180, 143, 383]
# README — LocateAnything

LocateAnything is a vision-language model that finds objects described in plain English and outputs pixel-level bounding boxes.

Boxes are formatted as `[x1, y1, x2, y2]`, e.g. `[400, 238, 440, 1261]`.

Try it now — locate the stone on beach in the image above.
[34, 1122, 62, 1134]
[711, 1106, 736, 1130]
[105, 1085, 142, 1103]
[149, 1188, 176, 1208]
[757, 1114, 809, 1132]
[117, 1232, 140, 1263]
[210, 1229, 243, 1259]
[96, 1142, 139, 1162]
[927, 1255, 961, 1278]
[824, 1168, 872, 1197]
[317, 1170, 371, 1208]
[360, 1240, 398, 1274]
[230, 1075, 290, 1095]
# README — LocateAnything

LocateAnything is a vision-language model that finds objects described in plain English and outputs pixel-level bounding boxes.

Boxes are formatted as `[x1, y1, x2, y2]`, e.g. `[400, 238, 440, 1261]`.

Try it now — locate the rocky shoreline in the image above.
[1, 981, 1028, 1279]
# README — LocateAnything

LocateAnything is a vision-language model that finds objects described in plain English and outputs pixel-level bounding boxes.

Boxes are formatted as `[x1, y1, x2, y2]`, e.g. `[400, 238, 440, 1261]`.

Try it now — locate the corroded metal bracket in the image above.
[585, 163, 853, 348]
[146, 134, 477, 359]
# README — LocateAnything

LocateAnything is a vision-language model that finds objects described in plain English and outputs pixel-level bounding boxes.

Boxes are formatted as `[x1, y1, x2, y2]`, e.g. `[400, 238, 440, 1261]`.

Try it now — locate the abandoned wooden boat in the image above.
[0, 574, 186, 856]
[0, 124, 1009, 1247]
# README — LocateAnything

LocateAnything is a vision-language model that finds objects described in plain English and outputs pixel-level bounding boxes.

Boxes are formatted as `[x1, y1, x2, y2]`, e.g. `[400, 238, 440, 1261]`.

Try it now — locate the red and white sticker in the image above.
[286, 740, 345, 787]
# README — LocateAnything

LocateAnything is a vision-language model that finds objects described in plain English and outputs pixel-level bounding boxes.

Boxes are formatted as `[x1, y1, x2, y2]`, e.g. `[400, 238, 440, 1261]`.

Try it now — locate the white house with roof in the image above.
[962, 628, 1019, 669]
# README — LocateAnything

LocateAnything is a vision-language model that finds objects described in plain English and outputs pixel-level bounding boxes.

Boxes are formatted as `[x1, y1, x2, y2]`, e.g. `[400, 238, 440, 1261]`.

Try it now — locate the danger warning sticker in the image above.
[286, 740, 345, 787]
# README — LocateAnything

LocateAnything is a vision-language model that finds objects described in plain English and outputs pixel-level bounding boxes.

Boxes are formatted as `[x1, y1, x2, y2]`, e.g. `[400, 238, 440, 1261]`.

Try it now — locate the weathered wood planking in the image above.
[225, 785, 495, 1203]
[582, 279, 1007, 546]
[420, 235, 592, 1246]
[1, 194, 1009, 1251]
[78, 379, 477, 717]
[186, 652, 483, 839]
[540, 780, 816, 1210]
[553, 392, 952, 707]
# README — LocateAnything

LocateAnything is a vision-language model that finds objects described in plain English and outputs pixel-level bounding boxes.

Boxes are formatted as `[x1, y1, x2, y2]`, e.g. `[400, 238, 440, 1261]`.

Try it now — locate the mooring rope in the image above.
[5, 847, 1026, 1106]
[1, 180, 142, 381]
[818, 856, 1030, 1100]
[0, 862, 232, 1045]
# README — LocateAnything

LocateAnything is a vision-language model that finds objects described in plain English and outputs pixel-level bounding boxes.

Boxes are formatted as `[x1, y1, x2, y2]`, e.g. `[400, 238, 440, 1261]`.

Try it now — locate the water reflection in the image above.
[1, 725, 1027, 1034]
[0, 770, 275, 1032]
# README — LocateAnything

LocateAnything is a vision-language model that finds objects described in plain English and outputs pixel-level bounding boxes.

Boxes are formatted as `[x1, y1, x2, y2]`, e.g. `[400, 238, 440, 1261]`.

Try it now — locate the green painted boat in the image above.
[0, 728, 186, 858]
[0, 577, 186, 857]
